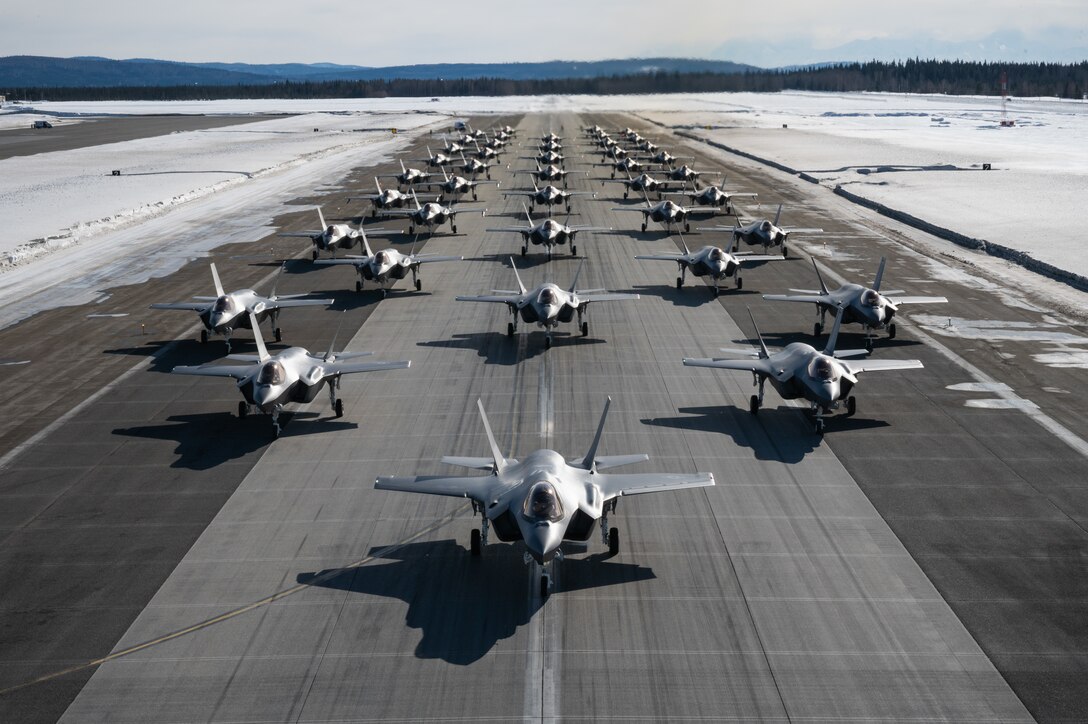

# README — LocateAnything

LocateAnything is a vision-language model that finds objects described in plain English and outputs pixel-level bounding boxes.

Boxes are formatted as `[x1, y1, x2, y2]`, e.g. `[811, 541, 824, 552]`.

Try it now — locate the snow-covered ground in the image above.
[0, 91, 1084, 329]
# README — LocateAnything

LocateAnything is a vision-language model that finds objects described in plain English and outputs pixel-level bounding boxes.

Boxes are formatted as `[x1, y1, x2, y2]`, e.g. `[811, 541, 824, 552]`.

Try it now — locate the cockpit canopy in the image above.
[808, 357, 840, 383]
[523, 481, 563, 522]
[709, 248, 725, 261]
[212, 296, 236, 314]
[861, 289, 882, 307]
[257, 360, 286, 386]
[375, 251, 389, 265]
[538, 288, 559, 306]
[759, 221, 773, 233]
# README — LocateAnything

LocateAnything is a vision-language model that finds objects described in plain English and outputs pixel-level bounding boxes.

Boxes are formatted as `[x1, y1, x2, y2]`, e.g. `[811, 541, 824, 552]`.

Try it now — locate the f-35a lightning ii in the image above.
[150, 263, 332, 349]
[315, 227, 462, 296]
[384, 190, 485, 236]
[376, 397, 714, 596]
[278, 207, 370, 261]
[702, 204, 822, 257]
[456, 258, 638, 348]
[763, 256, 948, 350]
[172, 312, 410, 437]
[487, 203, 607, 259]
[683, 307, 923, 434]
[635, 233, 783, 297]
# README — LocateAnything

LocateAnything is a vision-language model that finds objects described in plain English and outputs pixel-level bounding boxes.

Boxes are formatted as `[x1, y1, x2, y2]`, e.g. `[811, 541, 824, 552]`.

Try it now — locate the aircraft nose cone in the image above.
[253, 385, 277, 408]
[524, 523, 560, 564]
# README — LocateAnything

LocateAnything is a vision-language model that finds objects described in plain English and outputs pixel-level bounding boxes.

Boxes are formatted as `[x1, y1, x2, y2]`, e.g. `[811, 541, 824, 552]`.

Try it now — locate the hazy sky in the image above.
[5, 0, 1086, 65]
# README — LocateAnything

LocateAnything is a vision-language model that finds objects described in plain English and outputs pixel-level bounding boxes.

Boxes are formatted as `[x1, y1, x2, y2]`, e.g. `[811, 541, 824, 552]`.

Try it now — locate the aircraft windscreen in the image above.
[257, 361, 285, 386]
[861, 290, 881, 306]
[523, 481, 563, 522]
[709, 248, 725, 261]
[538, 288, 558, 306]
[760, 221, 773, 233]
[375, 252, 389, 265]
[808, 357, 840, 382]
[213, 296, 236, 314]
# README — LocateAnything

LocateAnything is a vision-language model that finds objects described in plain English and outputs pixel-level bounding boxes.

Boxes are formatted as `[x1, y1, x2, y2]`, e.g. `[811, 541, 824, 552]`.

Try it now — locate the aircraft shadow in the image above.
[629, 284, 758, 308]
[419, 332, 605, 364]
[296, 539, 654, 665]
[113, 411, 356, 470]
[103, 338, 252, 373]
[642, 405, 823, 463]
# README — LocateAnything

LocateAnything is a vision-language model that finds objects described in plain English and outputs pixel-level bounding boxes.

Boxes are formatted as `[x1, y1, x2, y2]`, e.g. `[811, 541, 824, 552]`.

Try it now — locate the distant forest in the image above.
[6, 60, 1087, 101]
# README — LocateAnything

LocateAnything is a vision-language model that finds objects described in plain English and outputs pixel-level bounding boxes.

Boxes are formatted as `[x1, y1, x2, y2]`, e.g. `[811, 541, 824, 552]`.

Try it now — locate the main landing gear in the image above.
[601, 499, 620, 556]
[749, 376, 765, 415]
[329, 376, 344, 419]
[469, 503, 489, 557]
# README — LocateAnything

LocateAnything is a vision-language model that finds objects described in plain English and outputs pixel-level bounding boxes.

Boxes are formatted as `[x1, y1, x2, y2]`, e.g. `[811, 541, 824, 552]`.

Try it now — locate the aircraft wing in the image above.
[595, 472, 714, 500]
[634, 254, 685, 261]
[414, 255, 463, 264]
[150, 302, 209, 312]
[569, 226, 609, 232]
[887, 295, 948, 305]
[683, 357, 776, 376]
[455, 294, 521, 304]
[380, 210, 415, 217]
[269, 298, 334, 308]
[782, 227, 824, 234]
[610, 207, 649, 213]
[840, 358, 924, 374]
[579, 293, 640, 303]
[375, 474, 496, 502]
[736, 254, 786, 264]
[451, 208, 487, 215]
[172, 364, 254, 380]
[324, 360, 411, 377]
[314, 259, 366, 267]
[565, 191, 596, 197]
[278, 231, 321, 238]
[762, 293, 827, 304]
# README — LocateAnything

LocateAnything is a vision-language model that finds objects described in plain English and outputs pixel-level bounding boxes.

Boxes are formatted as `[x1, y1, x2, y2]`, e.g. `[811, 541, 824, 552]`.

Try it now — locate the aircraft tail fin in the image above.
[873, 256, 887, 291]
[773, 203, 782, 226]
[747, 307, 770, 359]
[581, 396, 612, 470]
[374, 176, 383, 195]
[822, 305, 846, 356]
[324, 311, 346, 362]
[523, 201, 533, 225]
[678, 229, 691, 255]
[210, 263, 226, 298]
[509, 257, 527, 295]
[250, 312, 270, 362]
[411, 188, 422, 210]
[317, 206, 328, 231]
[812, 258, 830, 295]
[476, 399, 507, 473]
[269, 261, 286, 299]
[360, 225, 374, 259]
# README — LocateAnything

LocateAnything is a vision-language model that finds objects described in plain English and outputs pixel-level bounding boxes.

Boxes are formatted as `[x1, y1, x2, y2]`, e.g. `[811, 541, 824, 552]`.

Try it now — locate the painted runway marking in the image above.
[86, 312, 129, 318]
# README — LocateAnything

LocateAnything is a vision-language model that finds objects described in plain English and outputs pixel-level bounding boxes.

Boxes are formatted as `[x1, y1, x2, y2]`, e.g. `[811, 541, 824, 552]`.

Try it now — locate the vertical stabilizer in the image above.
[476, 399, 507, 473]
[250, 312, 270, 362]
[823, 305, 846, 356]
[509, 257, 528, 295]
[873, 256, 887, 291]
[210, 263, 226, 298]
[746, 307, 770, 359]
[812, 258, 829, 295]
[581, 397, 612, 470]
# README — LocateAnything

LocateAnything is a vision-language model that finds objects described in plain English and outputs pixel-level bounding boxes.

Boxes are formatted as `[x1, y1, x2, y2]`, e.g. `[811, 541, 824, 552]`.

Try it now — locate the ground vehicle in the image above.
[31, 120, 53, 129]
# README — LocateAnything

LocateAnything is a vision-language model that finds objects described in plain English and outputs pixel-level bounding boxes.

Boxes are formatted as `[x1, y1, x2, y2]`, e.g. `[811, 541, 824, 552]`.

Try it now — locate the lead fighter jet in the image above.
[376, 397, 714, 596]
[150, 263, 332, 349]
[456, 258, 638, 348]
[682, 307, 924, 434]
[172, 312, 410, 437]
[763, 257, 947, 350]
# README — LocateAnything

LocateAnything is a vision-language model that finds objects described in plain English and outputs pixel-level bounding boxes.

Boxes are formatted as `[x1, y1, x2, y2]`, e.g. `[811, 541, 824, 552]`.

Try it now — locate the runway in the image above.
[2, 111, 1086, 722]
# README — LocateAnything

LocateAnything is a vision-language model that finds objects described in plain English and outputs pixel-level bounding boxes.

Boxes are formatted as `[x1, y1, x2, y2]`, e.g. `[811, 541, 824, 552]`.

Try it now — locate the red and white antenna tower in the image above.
[1000, 71, 1015, 127]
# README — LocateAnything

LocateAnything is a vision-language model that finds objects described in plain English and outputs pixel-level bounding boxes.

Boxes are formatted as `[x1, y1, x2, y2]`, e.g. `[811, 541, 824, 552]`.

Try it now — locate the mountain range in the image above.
[0, 56, 755, 88]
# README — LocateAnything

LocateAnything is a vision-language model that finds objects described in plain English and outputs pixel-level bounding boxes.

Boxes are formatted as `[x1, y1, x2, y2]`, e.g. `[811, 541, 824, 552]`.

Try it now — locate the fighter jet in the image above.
[384, 190, 485, 236]
[640, 149, 691, 169]
[440, 136, 468, 156]
[278, 207, 369, 261]
[603, 171, 676, 199]
[763, 257, 948, 350]
[596, 154, 643, 179]
[472, 139, 503, 161]
[524, 149, 567, 166]
[668, 179, 757, 215]
[375, 397, 714, 596]
[612, 194, 699, 233]
[632, 138, 659, 154]
[172, 312, 410, 437]
[416, 168, 499, 202]
[540, 131, 562, 144]
[150, 263, 332, 348]
[503, 179, 595, 215]
[315, 229, 462, 296]
[453, 152, 497, 180]
[539, 139, 564, 153]
[599, 140, 627, 161]
[682, 307, 923, 434]
[418, 147, 457, 169]
[456, 258, 638, 348]
[520, 163, 581, 188]
[635, 233, 784, 297]
[716, 204, 823, 257]
[378, 159, 436, 189]
[350, 177, 428, 218]
[487, 203, 607, 258]
[664, 163, 705, 188]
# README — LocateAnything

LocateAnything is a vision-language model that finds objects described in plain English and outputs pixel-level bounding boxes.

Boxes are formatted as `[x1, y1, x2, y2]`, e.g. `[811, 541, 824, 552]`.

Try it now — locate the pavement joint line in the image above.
[0, 504, 467, 697]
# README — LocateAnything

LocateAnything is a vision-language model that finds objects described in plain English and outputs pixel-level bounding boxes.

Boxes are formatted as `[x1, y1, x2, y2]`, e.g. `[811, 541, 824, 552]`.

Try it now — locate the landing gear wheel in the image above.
[451, 224, 458, 233]
[713, 286, 720, 298]
[545, 336, 552, 350]
[408, 225, 414, 235]
[782, 245, 789, 258]
[521, 245, 527, 257]
[865, 339, 874, 353]
[581, 321, 589, 337]
[846, 396, 856, 417]
[507, 322, 515, 338]
[470, 528, 481, 556]
[334, 398, 344, 418]
[200, 329, 209, 344]
[274, 327, 282, 343]
[749, 395, 760, 415]
[684, 223, 691, 233]
[312, 250, 319, 261]
[814, 418, 825, 435]
[813, 322, 823, 337]
[540, 575, 549, 599]
[735, 276, 743, 290]
[355, 281, 362, 292]
[676, 276, 683, 289]
[238, 401, 248, 419]
[415, 279, 422, 291]
[608, 527, 620, 556]
[888, 323, 897, 339]
[641, 223, 647, 233]
[623, 192, 629, 200]
[571, 244, 577, 256]
[381, 289, 389, 299]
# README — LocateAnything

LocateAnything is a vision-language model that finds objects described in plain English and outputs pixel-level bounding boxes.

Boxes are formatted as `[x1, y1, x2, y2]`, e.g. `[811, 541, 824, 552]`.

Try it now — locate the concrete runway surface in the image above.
[2, 111, 1087, 723]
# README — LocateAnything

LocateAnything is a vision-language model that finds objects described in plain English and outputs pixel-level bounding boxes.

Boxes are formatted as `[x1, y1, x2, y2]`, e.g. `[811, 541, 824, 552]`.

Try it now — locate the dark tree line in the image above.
[5, 60, 1086, 102]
